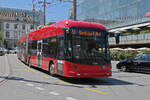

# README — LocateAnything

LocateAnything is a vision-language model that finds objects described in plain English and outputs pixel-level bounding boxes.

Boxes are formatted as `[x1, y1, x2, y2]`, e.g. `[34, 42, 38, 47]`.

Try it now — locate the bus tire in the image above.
[49, 63, 55, 76]
[121, 66, 127, 72]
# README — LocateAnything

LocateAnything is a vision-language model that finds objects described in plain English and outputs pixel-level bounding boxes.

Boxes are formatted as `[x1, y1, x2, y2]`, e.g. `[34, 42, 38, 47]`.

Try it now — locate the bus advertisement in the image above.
[17, 20, 112, 78]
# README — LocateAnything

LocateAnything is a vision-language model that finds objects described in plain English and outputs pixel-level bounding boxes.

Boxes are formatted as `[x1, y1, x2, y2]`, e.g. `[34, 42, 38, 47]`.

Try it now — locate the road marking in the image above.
[35, 87, 45, 91]
[26, 67, 38, 74]
[19, 81, 25, 83]
[85, 88, 108, 95]
[26, 83, 34, 87]
[42, 75, 49, 79]
[49, 92, 60, 96]
[66, 97, 78, 100]
[60, 81, 73, 85]
[9, 54, 17, 56]
[13, 68, 26, 71]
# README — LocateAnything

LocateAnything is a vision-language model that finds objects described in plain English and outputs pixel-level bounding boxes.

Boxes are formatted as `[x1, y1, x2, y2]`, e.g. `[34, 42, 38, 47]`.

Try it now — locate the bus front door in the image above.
[37, 40, 42, 68]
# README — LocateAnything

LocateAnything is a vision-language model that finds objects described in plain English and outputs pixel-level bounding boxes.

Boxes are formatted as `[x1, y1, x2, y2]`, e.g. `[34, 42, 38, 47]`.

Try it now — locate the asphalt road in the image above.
[0, 55, 150, 100]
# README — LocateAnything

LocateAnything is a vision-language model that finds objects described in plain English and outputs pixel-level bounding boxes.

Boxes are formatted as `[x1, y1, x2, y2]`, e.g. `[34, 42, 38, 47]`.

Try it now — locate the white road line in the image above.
[35, 87, 45, 91]
[66, 97, 78, 100]
[19, 81, 25, 83]
[26, 83, 34, 87]
[49, 92, 60, 96]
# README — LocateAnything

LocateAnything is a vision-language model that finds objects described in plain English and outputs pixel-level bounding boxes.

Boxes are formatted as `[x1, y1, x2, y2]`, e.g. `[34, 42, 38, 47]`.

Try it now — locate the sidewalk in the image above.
[0, 55, 10, 83]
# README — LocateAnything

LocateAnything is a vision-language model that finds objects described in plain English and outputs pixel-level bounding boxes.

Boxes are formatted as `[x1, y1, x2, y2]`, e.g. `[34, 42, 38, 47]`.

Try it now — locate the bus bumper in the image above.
[64, 71, 112, 78]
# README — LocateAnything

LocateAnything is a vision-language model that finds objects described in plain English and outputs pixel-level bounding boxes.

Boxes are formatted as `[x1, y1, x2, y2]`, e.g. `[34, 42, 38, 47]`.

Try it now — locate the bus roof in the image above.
[18, 20, 106, 42]
[50, 19, 106, 31]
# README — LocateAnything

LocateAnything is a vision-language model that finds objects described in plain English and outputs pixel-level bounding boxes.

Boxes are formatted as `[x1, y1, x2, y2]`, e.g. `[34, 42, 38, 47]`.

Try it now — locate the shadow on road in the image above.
[58, 77, 145, 88]
[0, 76, 50, 85]
[58, 77, 132, 85]
[27, 66, 145, 87]
[18, 63, 145, 88]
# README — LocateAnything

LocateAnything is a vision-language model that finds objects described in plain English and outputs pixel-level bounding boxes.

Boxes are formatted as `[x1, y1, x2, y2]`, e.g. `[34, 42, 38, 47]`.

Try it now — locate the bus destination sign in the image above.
[72, 29, 101, 36]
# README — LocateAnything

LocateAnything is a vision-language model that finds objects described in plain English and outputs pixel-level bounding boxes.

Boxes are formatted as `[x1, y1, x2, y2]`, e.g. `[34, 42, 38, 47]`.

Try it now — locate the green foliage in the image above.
[110, 50, 139, 61]
[4, 37, 8, 48]
[142, 50, 150, 54]
[47, 22, 56, 25]
[140, 29, 150, 34]
[0, 32, 2, 43]
[121, 29, 150, 37]
[122, 32, 132, 36]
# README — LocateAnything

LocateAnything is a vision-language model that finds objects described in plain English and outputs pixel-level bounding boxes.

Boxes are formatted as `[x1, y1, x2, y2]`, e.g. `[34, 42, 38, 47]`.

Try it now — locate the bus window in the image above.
[57, 37, 64, 59]
[42, 38, 49, 57]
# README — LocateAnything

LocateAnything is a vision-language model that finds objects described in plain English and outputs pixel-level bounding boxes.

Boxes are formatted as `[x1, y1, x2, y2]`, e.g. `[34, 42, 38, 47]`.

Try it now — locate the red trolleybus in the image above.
[17, 20, 112, 78]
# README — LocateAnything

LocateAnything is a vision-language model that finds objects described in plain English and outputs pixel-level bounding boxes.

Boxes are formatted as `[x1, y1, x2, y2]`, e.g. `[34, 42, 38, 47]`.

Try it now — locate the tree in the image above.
[47, 22, 56, 25]
[0, 32, 2, 44]
[4, 37, 8, 48]
[0, 32, 2, 47]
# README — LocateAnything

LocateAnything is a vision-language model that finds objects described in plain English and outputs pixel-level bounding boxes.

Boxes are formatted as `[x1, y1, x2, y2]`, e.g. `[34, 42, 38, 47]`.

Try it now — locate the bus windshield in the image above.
[65, 27, 110, 65]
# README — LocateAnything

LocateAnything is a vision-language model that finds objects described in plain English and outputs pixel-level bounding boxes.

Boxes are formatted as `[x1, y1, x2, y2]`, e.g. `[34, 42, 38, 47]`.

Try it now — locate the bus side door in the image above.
[37, 40, 43, 68]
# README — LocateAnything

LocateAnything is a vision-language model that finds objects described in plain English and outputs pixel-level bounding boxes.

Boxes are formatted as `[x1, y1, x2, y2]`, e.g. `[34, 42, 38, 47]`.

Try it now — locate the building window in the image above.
[6, 31, 9, 38]
[22, 24, 26, 30]
[14, 31, 18, 39]
[14, 24, 18, 29]
[30, 25, 34, 30]
[6, 23, 9, 29]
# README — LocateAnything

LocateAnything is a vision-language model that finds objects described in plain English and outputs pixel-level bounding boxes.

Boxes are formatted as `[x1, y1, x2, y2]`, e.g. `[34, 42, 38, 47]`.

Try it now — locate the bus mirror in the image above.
[63, 28, 70, 34]
[66, 29, 70, 34]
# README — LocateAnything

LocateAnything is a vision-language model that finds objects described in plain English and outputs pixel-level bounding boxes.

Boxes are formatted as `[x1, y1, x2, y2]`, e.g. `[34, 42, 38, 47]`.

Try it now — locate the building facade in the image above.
[0, 7, 44, 48]
[68, 0, 150, 48]
[69, 0, 150, 28]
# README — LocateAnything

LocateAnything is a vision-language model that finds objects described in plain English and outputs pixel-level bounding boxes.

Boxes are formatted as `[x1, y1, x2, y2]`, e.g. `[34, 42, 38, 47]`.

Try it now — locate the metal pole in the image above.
[33, 7, 35, 29]
[39, 0, 51, 25]
[73, 0, 77, 20]
[44, 0, 46, 25]
[32, 0, 35, 29]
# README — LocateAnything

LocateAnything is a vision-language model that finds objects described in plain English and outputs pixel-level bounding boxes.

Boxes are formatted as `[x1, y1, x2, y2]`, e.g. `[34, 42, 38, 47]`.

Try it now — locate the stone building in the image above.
[0, 7, 44, 48]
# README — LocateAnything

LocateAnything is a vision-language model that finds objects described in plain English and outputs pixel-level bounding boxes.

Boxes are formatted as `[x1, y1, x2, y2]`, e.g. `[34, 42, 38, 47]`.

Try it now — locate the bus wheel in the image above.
[49, 63, 55, 76]
[121, 66, 127, 72]
[28, 58, 31, 68]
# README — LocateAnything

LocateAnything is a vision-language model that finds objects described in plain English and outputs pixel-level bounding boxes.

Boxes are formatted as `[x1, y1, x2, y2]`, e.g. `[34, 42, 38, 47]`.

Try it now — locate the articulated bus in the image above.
[17, 20, 112, 78]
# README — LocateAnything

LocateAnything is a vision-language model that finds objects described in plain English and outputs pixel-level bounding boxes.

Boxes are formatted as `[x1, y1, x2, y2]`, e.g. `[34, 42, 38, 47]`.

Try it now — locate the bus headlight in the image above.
[57, 60, 64, 64]
[57, 60, 64, 71]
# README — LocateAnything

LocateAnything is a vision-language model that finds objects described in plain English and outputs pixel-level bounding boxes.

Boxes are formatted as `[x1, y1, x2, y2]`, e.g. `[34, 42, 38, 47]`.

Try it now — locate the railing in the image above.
[109, 33, 150, 42]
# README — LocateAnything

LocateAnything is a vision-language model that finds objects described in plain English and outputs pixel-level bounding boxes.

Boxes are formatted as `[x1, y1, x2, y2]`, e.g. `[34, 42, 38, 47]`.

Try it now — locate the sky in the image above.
[0, 0, 72, 23]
